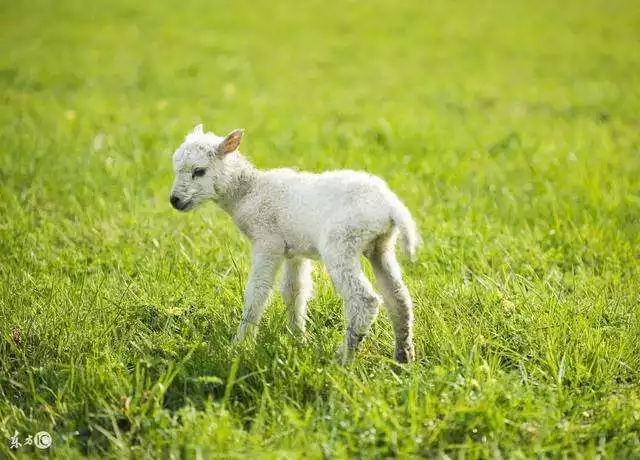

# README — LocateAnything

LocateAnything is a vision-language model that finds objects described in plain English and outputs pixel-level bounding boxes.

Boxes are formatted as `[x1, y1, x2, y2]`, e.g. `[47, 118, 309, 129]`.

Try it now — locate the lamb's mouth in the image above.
[174, 199, 193, 211]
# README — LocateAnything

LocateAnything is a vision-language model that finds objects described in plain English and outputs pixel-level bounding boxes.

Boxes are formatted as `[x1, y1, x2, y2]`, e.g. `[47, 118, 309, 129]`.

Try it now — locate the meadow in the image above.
[1, 0, 639, 457]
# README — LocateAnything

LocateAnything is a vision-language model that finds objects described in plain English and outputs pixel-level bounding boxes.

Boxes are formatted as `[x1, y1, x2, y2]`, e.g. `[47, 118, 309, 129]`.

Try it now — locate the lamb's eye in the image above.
[192, 167, 207, 179]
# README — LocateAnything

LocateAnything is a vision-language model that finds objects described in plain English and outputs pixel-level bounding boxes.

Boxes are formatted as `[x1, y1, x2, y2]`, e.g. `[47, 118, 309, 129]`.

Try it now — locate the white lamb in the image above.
[169, 125, 420, 363]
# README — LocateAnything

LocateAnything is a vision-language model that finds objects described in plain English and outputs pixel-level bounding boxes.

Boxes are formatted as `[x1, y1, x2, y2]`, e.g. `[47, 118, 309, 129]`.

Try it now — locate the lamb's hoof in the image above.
[231, 333, 250, 347]
[335, 343, 355, 365]
[395, 341, 415, 364]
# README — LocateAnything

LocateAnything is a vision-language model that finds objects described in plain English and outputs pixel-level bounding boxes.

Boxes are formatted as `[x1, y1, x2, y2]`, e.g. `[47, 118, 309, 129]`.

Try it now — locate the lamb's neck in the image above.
[216, 153, 260, 212]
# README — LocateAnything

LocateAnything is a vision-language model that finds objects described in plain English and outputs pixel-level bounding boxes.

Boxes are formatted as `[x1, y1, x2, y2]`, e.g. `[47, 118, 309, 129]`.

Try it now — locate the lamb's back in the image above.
[261, 168, 394, 224]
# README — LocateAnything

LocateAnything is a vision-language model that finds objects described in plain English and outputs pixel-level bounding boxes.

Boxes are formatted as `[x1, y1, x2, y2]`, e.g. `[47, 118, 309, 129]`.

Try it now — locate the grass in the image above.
[1, 0, 639, 457]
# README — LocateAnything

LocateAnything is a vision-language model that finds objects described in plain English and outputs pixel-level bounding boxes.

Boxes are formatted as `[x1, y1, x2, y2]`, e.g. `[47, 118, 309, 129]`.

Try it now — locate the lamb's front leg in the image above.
[233, 249, 282, 343]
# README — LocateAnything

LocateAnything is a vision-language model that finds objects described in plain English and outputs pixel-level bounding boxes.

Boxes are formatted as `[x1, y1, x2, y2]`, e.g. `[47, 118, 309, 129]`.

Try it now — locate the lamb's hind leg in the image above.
[368, 233, 415, 363]
[322, 247, 381, 364]
[280, 258, 313, 334]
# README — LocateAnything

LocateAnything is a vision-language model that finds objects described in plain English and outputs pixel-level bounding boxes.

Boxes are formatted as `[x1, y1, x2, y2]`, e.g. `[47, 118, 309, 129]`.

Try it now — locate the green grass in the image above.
[1, 0, 639, 457]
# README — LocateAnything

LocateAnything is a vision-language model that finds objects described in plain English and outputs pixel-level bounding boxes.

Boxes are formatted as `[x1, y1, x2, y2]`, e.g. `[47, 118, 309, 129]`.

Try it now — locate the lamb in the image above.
[169, 124, 420, 363]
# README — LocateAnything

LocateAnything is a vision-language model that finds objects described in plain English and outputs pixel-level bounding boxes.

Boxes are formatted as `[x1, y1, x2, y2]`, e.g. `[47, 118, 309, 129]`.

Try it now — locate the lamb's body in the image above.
[170, 126, 419, 363]
[230, 169, 418, 261]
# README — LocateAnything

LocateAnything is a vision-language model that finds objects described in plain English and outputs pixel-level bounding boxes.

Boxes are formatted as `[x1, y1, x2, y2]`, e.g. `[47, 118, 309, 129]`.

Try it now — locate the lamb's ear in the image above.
[219, 129, 244, 155]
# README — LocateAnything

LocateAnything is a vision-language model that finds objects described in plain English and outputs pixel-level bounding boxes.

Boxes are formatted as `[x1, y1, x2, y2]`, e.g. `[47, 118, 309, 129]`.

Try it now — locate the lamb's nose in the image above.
[170, 195, 181, 209]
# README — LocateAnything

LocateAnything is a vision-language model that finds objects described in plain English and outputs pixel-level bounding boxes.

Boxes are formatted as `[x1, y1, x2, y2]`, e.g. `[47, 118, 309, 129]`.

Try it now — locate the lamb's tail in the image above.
[390, 198, 421, 261]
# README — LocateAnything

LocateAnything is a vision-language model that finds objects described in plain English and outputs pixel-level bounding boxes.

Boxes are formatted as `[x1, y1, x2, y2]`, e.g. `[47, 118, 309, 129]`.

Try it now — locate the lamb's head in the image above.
[169, 124, 244, 211]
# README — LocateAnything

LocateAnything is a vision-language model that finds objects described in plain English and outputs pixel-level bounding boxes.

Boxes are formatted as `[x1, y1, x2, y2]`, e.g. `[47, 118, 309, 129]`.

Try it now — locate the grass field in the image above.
[1, 0, 639, 457]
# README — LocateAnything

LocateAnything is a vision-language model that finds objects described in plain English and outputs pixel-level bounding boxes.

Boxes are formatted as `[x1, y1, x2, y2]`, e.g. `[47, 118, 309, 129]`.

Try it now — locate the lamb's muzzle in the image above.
[169, 194, 191, 211]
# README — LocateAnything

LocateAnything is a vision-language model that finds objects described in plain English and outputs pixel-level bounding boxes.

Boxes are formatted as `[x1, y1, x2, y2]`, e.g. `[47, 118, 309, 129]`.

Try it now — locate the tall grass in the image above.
[1, 0, 639, 457]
